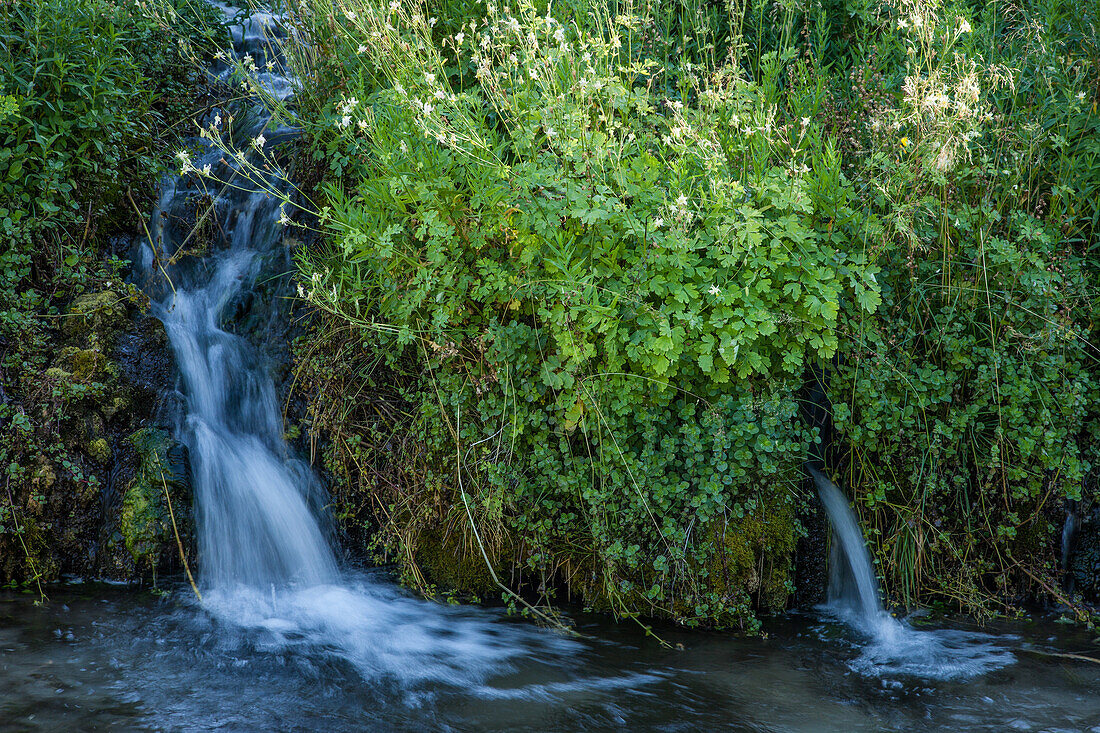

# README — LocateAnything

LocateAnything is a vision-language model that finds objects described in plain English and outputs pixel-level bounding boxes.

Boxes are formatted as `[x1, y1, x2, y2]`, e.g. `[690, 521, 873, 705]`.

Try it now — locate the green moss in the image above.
[87, 438, 111, 463]
[415, 526, 497, 598]
[118, 428, 182, 572]
[44, 366, 72, 382]
[62, 290, 126, 345]
[707, 492, 797, 615]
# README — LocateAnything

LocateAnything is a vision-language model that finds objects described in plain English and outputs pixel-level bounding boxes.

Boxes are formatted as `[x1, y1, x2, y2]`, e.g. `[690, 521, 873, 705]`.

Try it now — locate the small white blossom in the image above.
[652, 217, 663, 228]
[212, 113, 221, 128]
[399, 140, 409, 153]
[251, 133, 266, 149]
[201, 163, 212, 176]
[554, 28, 565, 43]
[546, 126, 556, 137]
[958, 18, 971, 33]
[344, 9, 357, 20]
[358, 44, 368, 54]
[425, 72, 436, 84]
[708, 285, 720, 296]
[455, 32, 465, 44]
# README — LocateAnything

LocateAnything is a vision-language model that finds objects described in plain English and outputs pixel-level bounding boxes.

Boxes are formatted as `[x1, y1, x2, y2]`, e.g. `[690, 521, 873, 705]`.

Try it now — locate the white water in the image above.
[134, 4, 570, 688]
[812, 468, 1016, 680]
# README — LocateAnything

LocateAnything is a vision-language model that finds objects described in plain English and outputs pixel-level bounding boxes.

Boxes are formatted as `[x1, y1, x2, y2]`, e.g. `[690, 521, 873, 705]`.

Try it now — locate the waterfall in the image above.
[130, 2, 569, 687]
[812, 468, 1015, 680]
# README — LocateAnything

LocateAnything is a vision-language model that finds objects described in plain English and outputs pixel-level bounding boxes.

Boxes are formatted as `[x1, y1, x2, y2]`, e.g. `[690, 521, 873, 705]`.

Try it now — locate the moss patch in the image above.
[117, 428, 187, 573]
[62, 290, 127, 346]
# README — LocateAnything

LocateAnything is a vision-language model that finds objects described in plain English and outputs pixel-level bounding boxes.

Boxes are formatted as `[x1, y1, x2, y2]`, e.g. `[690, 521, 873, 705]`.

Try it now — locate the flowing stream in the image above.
[3, 5, 1100, 731]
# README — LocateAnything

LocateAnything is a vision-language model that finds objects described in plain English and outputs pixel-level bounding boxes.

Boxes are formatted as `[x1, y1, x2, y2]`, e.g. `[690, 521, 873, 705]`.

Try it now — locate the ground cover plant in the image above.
[217, 0, 1100, 628]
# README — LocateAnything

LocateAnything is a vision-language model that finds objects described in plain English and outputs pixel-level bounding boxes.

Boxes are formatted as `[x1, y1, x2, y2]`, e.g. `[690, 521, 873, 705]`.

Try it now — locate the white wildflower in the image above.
[708, 285, 720, 296]
[554, 27, 564, 43]
[958, 18, 971, 33]
[652, 217, 663, 228]
[358, 44, 368, 54]
[252, 133, 266, 149]
[399, 140, 409, 153]
[201, 163, 212, 176]
[455, 32, 465, 44]
[425, 72, 436, 84]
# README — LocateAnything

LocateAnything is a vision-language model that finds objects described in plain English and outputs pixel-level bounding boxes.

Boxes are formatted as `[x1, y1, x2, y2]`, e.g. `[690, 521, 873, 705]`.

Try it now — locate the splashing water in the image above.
[811, 468, 1016, 680]
[132, 2, 573, 690]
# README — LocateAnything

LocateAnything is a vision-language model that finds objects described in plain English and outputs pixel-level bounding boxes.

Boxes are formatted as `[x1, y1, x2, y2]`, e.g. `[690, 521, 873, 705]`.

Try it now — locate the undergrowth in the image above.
[206, 0, 1100, 627]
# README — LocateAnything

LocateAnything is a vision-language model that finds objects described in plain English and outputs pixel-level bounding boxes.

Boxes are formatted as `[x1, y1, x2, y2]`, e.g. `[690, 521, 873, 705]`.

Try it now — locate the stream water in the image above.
[3, 4, 1100, 731]
[4, 581, 1100, 732]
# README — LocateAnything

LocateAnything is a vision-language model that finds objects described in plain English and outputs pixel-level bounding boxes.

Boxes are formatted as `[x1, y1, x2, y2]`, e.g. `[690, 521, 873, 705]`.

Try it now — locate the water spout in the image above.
[811, 467, 1015, 680]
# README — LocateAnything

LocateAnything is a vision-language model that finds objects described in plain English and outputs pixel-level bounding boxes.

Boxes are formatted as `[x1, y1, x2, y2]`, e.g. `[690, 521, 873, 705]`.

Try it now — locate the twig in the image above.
[155, 461, 202, 601]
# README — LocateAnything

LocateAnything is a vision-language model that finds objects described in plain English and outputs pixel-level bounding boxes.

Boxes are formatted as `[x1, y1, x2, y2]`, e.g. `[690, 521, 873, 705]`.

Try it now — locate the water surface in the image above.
[4, 580, 1100, 732]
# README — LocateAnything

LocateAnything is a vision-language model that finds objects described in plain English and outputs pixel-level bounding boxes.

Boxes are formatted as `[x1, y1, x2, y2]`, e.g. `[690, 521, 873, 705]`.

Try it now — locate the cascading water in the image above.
[132, 2, 569, 688]
[812, 468, 1016, 680]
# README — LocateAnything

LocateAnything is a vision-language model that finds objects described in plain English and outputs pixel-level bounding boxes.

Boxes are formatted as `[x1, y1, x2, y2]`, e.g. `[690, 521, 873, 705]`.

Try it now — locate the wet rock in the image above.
[116, 428, 191, 574]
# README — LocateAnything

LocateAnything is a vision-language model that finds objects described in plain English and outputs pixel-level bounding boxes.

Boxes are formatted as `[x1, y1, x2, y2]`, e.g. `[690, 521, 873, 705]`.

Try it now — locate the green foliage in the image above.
[273, 0, 883, 629]
[0, 0, 219, 587]
[262, 0, 1100, 624]
[823, 0, 1100, 613]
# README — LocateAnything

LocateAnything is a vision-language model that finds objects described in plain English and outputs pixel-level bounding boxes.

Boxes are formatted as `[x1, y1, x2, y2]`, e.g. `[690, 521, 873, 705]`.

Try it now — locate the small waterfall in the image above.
[130, 1, 570, 687]
[812, 468, 1015, 680]
[811, 467, 888, 628]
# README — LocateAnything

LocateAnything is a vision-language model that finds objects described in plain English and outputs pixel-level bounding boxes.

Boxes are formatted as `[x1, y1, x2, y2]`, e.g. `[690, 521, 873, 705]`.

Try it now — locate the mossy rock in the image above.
[62, 290, 127, 345]
[0, 514, 59, 585]
[706, 492, 798, 615]
[44, 366, 73, 382]
[118, 428, 189, 573]
[415, 525, 498, 598]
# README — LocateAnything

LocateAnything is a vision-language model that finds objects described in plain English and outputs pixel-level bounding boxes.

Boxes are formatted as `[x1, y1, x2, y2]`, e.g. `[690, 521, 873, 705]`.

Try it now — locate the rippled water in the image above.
[4, 581, 1100, 732]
